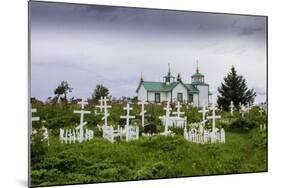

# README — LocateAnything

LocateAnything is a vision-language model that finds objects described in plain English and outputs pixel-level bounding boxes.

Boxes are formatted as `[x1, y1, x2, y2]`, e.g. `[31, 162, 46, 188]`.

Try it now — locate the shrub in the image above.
[169, 126, 184, 135]
[228, 118, 258, 132]
[31, 129, 48, 164]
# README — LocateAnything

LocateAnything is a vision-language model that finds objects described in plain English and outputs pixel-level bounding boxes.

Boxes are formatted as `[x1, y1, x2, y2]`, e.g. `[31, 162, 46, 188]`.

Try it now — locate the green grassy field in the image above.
[31, 129, 267, 187]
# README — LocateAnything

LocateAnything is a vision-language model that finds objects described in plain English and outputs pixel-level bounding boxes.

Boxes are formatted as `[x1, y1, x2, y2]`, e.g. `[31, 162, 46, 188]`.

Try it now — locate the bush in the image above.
[30, 102, 268, 186]
[31, 129, 48, 164]
[252, 129, 267, 150]
[228, 118, 258, 132]
[169, 126, 184, 135]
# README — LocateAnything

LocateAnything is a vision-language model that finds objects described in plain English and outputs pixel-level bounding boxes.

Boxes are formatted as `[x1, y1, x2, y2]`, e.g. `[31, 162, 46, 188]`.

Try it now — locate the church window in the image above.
[155, 93, 160, 103]
[177, 93, 183, 102]
[188, 94, 193, 103]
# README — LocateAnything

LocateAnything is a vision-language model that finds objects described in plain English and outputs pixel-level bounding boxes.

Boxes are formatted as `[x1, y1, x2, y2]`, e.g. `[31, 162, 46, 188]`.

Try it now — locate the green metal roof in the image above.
[163, 75, 175, 78]
[185, 84, 199, 93]
[191, 82, 209, 86]
[191, 72, 204, 78]
[141, 81, 177, 91]
[137, 81, 199, 93]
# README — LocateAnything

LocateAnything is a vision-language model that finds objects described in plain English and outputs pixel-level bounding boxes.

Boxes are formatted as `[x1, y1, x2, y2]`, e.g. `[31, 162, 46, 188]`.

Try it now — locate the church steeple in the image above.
[140, 72, 143, 82]
[177, 73, 182, 82]
[163, 63, 175, 85]
[168, 63, 171, 75]
[192, 60, 205, 84]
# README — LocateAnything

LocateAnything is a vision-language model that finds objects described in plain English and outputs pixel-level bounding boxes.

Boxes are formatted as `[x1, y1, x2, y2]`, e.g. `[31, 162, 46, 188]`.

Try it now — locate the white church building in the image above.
[136, 64, 211, 107]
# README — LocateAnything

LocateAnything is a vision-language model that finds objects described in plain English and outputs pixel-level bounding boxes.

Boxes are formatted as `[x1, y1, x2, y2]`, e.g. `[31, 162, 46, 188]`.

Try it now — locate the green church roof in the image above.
[141, 81, 177, 91]
[184, 84, 200, 93]
[137, 81, 199, 93]
[191, 72, 204, 78]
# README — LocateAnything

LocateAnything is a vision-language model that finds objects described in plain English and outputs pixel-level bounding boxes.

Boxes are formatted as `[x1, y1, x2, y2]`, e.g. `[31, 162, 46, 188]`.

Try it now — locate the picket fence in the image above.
[102, 125, 139, 143]
[102, 126, 122, 143]
[60, 128, 94, 144]
[184, 128, 225, 144]
[159, 116, 186, 128]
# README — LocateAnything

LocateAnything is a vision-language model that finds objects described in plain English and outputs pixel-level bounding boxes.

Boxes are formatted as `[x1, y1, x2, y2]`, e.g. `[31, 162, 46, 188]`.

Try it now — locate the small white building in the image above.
[136, 64, 211, 107]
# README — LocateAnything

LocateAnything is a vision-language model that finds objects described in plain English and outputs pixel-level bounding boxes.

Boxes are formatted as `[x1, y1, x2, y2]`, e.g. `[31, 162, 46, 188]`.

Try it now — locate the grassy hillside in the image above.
[31, 129, 267, 187]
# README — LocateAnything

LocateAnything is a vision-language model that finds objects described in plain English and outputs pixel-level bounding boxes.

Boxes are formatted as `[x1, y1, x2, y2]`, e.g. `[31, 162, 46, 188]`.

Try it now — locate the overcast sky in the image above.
[30, 1, 267, 103]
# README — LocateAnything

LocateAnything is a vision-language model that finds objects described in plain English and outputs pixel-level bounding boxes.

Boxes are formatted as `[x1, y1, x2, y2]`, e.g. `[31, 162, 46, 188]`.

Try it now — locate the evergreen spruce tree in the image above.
[217, 66, 256, 111]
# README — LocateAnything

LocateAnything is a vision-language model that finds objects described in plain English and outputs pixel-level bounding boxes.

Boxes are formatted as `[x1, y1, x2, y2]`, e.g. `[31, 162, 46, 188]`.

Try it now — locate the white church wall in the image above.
[137, 85, 147, 101]
[197, 85, 209, 107]
[193, 93, 199, 106]
[167, 92, 172, 102]
[161, 92, 168, 102]
[147, 91, 154, 102]
[172, 83, 188, 103]
[147, 91, 169, 103]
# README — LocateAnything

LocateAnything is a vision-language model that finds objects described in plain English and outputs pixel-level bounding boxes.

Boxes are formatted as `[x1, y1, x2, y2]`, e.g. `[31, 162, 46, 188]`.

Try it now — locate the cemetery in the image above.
[30, 94, 267, 187]
[29, 63, 266, 187]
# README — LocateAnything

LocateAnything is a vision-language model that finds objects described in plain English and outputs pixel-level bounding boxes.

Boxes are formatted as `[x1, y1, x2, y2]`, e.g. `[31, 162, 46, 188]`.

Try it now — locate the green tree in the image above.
[54, 81, 73, 104]
[217, 66, 256, 111]
[92, 84, 109, 101]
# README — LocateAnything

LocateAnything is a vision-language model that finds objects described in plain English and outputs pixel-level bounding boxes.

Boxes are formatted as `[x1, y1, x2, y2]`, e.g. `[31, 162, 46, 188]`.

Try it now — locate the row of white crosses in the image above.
[31, 108, 49, 145]
[230, 101, 252, 117]
[60, 101, 94, 144]
[184, 97, 225, 144]
[96, 97, 139, 143]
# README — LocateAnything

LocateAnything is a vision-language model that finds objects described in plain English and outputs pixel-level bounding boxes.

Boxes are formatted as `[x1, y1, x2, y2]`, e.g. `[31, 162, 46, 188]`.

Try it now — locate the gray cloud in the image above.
[30, 1, 267, 104]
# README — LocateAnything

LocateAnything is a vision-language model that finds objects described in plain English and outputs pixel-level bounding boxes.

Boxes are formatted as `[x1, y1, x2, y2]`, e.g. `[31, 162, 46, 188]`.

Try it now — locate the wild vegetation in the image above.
[30, 101, 267, 187]
[30, 65, 267, 187]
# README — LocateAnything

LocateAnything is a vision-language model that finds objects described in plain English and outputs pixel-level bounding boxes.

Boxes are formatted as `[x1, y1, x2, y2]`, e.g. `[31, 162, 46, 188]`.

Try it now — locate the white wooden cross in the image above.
[138, 100, 147, 127]
[74, 100, 91, 142]
[163, 101, 172, 134]
[120, 103, 135, 130]
[31, 108, 40, 122]
[246, 103, 251, 113]
[95, 97, 112, 128]
[102, 97, 111, 128]
[230, 101, 234, 116]
[172, 102, 185, 118]
[164, 101, 172, 118]
[207, 98, 221, 133]
[259, 107, 264, 116]
[198, 104, 208, 127]
[42, 126, 49, 146]
[95, 96, 105, 114]
[240, 105, 246, 118]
